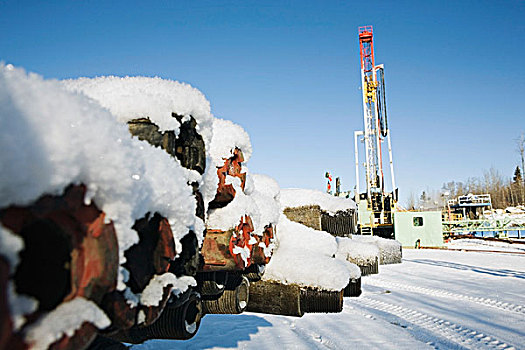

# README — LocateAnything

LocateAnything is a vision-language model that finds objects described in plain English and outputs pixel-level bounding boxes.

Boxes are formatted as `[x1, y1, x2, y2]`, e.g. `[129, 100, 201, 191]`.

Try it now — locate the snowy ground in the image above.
[132, 248, 525, 350]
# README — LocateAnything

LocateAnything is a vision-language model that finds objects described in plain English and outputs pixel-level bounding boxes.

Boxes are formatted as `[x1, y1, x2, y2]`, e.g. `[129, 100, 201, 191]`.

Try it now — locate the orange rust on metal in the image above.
[211, 148, 247, 207]
[0, 184, 119, 350]
[69, 212, 119, 301]
[201, 230, 232, 269]
[158, 219, 176, 272]
[202, 215, 255, 271]
[251, 225, 275, 265]
[229, 215, 254, 269]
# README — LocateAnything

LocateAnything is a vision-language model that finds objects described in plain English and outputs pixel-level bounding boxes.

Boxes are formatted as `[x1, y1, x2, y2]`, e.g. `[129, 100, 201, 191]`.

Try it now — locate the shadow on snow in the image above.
[131, 314, 273, 350]
[406, 259, 525, 279]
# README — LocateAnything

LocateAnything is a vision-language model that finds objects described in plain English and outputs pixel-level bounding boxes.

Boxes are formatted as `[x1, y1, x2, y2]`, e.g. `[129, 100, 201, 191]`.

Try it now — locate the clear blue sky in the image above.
[1, 0, 524, 205]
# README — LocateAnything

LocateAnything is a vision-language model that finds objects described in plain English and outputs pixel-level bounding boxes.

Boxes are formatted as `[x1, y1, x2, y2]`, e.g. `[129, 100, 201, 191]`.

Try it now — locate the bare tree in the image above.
[406, 191, 416, 210]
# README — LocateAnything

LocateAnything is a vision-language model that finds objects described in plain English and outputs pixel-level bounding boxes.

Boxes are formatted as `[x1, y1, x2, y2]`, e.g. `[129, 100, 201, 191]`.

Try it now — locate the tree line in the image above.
[406, 133, 525, 210]
[442, 133, 525, 209]
[440, 166, 524, 209]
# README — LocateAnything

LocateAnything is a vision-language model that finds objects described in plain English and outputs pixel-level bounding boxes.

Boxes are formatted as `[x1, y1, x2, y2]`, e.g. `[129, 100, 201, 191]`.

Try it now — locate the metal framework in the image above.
[443, 193, 525, 238]
[442, 217, 525, 238]
[448, 194, 492, 208]
[354, 26, 397, 236]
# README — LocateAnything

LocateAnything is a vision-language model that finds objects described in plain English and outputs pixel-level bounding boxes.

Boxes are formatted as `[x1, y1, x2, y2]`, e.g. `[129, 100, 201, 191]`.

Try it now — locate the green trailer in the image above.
[393, 211, 444, 248]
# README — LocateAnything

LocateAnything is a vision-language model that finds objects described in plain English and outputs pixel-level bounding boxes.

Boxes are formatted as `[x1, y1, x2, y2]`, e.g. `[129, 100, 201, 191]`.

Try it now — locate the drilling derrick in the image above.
[354, 26, 397, 238]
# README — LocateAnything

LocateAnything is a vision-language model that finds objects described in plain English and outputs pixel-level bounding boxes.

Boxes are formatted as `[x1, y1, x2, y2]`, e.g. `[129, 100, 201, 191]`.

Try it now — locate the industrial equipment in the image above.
[354, 26, 397, 238]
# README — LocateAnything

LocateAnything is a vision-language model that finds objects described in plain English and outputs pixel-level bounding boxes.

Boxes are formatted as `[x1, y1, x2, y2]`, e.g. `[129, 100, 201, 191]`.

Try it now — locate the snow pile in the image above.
[504, 206, 525, 214]
[335, 236, 380, 266]
[446, 238, 525, 253]
[205, 121, 280, 265]
[206, 118, 259, 230]
[481, 206, 525, 225]
[251, 174, 281, 229]
[345, 261, 362, 282]
[210, 172, 281, 236]
[0, 65, 201, 294]
[280, 188, 356, 214]
[207, 175, 260, 232]
[208, 118, 252, 164]
[62, 75, 219, 211]
[24, 297, 110, 350]
[205, 118, 254, 227]
[264, 214, 359, 290]
[352, 235, 402, 264]
[62, 76, 213, 143]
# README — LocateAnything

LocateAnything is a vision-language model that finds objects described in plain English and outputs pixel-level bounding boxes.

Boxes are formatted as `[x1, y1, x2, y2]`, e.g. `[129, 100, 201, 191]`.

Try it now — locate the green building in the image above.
[393, 211, 444, 248]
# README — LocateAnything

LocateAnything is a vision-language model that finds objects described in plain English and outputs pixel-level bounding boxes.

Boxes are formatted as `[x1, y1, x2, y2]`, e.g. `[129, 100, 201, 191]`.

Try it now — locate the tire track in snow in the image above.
[366, 278, 525, 315]
[280, 318, 338, 350]
[347, 297, 517, 350]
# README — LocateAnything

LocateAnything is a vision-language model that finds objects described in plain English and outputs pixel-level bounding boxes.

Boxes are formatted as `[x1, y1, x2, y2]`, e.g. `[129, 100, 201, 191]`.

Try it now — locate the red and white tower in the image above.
[354, 26, 397, 236]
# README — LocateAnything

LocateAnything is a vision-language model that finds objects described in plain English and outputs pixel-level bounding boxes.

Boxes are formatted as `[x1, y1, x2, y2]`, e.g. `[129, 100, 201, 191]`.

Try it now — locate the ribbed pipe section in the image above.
[343, 278, 362, 297]
[200, 280, 226, 296]
[300, 288, 343, 313]
[246, 280, 303, 317]
[243, 264, 265, 282]
[112, 293, 202, 343]
[320, 210, 357, 237]
[202, 276, 249, 314]
[359, 257, 379, 276]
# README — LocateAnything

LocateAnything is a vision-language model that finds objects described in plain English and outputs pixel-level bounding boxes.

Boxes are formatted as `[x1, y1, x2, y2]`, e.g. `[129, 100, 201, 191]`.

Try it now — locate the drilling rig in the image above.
[354, 26, 397, 238]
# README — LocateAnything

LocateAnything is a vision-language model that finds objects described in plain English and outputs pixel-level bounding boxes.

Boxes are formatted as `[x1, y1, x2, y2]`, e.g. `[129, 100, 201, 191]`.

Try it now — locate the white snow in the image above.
[0, 65, 199, 293]
[204, 117, 253, 216]
[280, 188, 356, 214]
[207, 175, 259, 232]
[206, 122, 279, 241]
[0, 224, 24, 273]
[62, 75, 220, 226]
[263, 215, 358, 290]
[209, 118, 252, 164]
[7, 282, 38, 331]
[251, 174, 281, 230]
[200, 157, 221, 211]
[335, 236, 380, 266]
[131, 248, 525, 350]
[0, 210, 36, 331]
[139, 273, 197, 309]
[351, 235, 402, 264]
[345, 262, 362, 281]
[170, 276, 198, 297]
[232, 245, 252, 266]
[62, 76, 229, 220]
[62, 76, 213, 144]
[24, 297, 110, 350]
[446, 238, 525, 253]
[140, 273, 178, 308]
